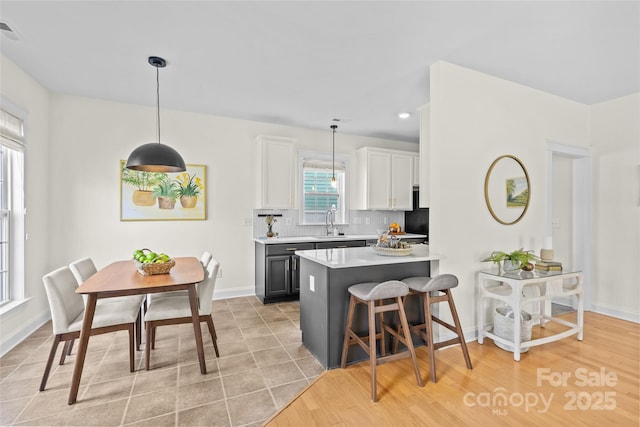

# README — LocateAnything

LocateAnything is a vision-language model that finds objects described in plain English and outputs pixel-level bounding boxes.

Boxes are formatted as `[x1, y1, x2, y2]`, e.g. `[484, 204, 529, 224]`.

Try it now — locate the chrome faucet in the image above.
[326, 205, 337, 236]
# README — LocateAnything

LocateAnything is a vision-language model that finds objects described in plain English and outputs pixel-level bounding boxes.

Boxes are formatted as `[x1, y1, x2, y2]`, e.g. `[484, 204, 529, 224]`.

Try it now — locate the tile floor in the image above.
[0, 297, 322, 426]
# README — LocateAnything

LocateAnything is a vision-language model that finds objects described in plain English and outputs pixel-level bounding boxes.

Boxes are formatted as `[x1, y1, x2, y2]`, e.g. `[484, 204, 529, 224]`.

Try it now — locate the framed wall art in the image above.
[120, 161, 207, 221]
[506, 176, 529, 208]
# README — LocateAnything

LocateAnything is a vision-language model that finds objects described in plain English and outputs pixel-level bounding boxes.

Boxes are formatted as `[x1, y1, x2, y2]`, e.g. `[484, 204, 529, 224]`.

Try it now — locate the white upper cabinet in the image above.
[363, 149, 392, 209]
[355, 147, 416, 210]
[391, 153, 414, 210]
[255, 136, 296, 209]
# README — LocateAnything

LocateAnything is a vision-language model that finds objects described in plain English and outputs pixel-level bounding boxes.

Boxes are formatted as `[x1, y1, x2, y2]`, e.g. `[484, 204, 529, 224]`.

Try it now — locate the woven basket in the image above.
[493, 306, 532, 352]
[371, 246, 413, 257]
[135, 258, 175, 275]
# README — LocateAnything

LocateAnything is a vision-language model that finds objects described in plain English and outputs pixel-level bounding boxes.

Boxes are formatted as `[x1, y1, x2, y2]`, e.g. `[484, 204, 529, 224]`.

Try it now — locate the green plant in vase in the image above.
[153, 175, 180, 209]
[482, 249, 540, 272]
[121, 164, 166, 206]
[176, 173, 203, 208]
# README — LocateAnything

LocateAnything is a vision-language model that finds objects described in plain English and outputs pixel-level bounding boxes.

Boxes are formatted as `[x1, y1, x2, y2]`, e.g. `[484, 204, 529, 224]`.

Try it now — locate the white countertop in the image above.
[295, 246, 438, 269]
[254, 233, 427, 245]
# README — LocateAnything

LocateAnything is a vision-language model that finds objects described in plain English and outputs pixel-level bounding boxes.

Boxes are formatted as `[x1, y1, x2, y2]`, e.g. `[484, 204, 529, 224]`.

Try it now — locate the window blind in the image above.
[0, 109, 25, 151]
[302, 159, 345, 171]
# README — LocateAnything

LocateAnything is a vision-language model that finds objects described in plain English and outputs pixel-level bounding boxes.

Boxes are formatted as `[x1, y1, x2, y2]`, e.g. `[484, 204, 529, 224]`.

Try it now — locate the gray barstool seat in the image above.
[340, 280, 423, 402]
[397, 274, 472, 383]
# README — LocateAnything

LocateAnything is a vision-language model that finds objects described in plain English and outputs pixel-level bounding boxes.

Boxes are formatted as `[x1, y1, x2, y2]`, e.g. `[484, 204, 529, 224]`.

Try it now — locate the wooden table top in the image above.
[76, 256, 204, 295]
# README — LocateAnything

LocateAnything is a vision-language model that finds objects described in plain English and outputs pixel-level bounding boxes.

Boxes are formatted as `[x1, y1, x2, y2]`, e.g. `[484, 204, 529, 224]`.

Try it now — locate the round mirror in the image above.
[484, 155, 530, 225]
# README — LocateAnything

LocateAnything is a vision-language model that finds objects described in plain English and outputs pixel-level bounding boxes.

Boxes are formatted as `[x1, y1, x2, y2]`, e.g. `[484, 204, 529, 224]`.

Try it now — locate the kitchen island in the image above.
[296, 246, 439, 369]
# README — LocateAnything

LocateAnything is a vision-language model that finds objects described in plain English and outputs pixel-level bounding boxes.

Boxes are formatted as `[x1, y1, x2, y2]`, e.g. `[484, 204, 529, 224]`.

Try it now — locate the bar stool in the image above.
[398, 274, 472, 383]
[340, 280, 423, 402]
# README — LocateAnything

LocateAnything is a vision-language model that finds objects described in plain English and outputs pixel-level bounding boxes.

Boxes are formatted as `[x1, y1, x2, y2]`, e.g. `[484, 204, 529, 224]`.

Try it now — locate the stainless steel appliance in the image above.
[404, 188, 428, 242]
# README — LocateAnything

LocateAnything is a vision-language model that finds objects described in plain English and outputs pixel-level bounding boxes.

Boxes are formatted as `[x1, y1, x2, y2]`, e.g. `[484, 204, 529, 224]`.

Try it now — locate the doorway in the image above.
[546, 142, 591, 310]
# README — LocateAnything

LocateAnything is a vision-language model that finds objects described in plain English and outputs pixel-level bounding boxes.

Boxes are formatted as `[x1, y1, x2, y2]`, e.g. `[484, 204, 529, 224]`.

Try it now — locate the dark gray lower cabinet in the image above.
[255, 242, 314, 304]
[265, 254, 302, 297]
[255, 240, 367, 304]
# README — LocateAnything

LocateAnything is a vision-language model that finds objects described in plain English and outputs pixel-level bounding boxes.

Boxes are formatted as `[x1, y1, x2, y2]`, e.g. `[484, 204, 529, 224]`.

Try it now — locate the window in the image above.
[301, 158, 346, 224]
[0, 107, 25, 308]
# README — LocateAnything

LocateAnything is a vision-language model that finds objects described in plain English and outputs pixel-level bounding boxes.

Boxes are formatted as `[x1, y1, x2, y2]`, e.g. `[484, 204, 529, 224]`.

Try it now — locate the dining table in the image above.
[68, 256, 205, 405]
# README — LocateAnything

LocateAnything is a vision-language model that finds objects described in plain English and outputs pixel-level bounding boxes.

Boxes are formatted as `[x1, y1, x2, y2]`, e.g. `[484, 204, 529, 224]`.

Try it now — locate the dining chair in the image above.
[69, 257, 146, 350]
[144, 258, 220, 370]
[147, 251, 213, 303]
[199, 251, 213, 268]
[40, 266, 142, 391]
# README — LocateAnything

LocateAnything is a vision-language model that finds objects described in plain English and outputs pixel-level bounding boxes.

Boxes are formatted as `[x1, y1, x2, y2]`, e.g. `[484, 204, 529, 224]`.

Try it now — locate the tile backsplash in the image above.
[253, 209, 405, 238]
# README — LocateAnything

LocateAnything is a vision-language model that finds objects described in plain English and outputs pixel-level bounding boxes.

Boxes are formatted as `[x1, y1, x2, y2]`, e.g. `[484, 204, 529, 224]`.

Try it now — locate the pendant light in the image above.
[125, 56, 186, 172]
[330, 124, 337, 188]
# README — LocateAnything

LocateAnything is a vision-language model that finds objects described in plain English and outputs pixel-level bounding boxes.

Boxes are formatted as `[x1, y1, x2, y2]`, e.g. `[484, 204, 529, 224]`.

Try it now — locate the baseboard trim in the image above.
[0, 311, 51, 358]
[591, 304, 639, 323]
[212, 288, 256, 301]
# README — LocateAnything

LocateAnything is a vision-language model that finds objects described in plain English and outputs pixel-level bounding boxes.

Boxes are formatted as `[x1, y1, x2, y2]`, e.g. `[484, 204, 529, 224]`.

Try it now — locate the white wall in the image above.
[590, 94, 640, 321]
[0, 55, 52, 354]
[47, 95, 417, 298]
[426, 61, 590, 334]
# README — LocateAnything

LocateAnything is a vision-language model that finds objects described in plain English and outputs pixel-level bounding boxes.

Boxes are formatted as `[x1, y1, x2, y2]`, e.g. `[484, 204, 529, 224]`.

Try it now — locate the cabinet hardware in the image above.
[286, 248, 297, 251]
[285, 259, 290, 272]
[337, 245, 348, 248]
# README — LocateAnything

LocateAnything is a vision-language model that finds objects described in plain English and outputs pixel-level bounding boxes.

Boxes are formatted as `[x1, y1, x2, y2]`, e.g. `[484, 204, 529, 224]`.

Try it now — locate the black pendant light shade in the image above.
[125, 56, 186, 173]
[125, 142, 186, 172]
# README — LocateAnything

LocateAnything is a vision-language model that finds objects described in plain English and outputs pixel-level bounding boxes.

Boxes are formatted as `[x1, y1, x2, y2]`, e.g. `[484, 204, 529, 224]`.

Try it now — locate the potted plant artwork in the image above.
[482, 249, 540, 272]
[176, 173, 203, 208]
[121, 165, 166, 206]
[152, 175, 180, 209]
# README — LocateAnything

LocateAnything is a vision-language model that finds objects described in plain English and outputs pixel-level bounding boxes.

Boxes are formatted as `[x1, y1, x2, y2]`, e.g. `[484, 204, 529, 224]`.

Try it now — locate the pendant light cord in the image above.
[331, 125, 337, 181]
[156, 65, 161, 144]
[332, 129, 335, 179]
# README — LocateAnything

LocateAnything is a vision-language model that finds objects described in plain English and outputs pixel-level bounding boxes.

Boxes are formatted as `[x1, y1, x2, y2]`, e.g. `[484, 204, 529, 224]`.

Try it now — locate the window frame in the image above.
[0, 97, 27, 311]
[0, 148, 10, 306]
[298, 151, 350, 225]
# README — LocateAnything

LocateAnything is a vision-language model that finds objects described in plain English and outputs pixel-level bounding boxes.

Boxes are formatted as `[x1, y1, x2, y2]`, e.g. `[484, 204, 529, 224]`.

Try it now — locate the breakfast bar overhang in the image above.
[296, 246, 440, 369]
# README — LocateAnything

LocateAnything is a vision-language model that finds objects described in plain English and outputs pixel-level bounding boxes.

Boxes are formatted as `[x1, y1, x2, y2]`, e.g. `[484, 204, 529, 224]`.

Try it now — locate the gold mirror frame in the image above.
[484, 155, 530, 225]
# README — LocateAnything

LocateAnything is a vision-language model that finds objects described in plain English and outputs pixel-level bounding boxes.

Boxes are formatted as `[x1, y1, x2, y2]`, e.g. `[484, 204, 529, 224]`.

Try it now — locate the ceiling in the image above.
[1, 1, 638, 143]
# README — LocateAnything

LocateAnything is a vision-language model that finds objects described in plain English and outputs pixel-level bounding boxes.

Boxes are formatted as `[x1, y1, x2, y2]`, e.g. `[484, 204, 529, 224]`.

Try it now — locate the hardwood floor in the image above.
[267, 312, 639, 426]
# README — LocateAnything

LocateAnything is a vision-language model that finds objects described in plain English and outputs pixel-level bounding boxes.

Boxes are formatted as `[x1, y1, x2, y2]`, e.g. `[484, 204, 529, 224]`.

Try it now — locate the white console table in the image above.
[477, 268, 584, 361]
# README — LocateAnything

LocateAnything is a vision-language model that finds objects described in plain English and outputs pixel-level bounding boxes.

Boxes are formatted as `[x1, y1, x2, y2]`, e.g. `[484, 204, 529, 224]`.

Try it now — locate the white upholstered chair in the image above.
[69, 257, 146, 350]
[199, 251, 213, 268]
[147, 251, 213, 303]
[144, 259, 220, 370]
[40, 266, 141, 391]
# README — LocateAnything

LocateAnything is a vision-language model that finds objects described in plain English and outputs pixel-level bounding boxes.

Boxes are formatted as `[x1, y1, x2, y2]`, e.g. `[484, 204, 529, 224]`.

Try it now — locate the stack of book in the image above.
[535, 261, 563, 271]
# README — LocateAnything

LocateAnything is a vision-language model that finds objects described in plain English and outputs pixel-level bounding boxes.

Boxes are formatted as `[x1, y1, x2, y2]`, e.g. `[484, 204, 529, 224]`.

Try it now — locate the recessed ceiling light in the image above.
[398, 112, 411, 120]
